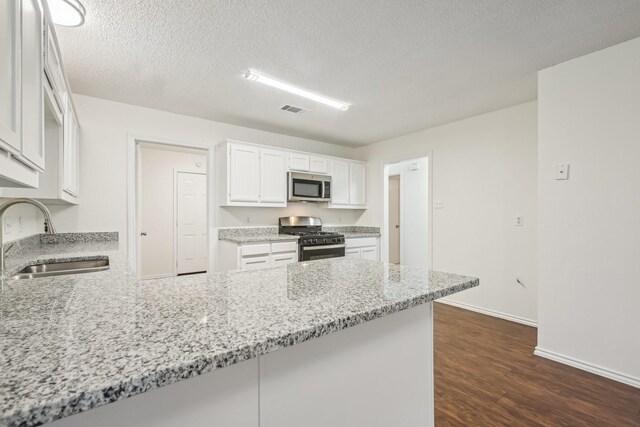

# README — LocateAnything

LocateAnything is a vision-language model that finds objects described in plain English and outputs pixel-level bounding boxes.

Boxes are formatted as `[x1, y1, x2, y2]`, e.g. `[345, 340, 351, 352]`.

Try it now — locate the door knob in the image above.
[395, 225, 400, 229]
[140, 232, 147, 236]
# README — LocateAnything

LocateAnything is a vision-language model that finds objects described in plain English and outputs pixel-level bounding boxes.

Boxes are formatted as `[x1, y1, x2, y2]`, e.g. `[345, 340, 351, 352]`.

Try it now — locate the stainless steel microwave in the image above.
[288, 172, 331, 202]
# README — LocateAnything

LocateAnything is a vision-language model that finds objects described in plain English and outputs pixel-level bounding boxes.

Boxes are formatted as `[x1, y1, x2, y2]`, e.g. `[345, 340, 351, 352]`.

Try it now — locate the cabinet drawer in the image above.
[270, 252, 297, 266]
[240, 255, 270, 270]
[345, 237, 377, 248]
[360, 247, 378, 261]
[345, 248, 361, 258]
[240, 243, 271, 257]
[271, 241, 297, 253]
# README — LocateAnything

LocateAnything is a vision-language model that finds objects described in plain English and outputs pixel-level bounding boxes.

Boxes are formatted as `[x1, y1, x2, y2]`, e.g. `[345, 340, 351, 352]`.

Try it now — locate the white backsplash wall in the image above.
[0, 197, 43, 242]
[218, 204, 363, 228]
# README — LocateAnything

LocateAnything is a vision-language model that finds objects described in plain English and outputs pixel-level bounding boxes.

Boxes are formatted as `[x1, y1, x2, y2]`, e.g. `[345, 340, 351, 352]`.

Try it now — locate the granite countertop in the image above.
[217, 226, 299, 243]
[0, 235, 478, 427]
[218, 226, 381, 242]
[220, 234, 299, 243]
[342, 232, 382, 238]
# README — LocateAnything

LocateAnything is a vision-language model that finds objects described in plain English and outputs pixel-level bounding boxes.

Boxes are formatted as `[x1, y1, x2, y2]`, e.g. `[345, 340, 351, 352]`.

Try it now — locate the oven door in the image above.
[300, 244, 345, 261]
[288, 172, 330, 202]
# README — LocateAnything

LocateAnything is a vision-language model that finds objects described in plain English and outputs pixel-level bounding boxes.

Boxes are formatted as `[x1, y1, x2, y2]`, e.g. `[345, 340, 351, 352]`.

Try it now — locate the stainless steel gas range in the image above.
[278, 216, 345, 262]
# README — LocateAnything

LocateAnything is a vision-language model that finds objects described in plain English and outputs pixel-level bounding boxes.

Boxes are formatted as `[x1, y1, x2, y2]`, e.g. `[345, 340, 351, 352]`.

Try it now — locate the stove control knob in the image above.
[312, 239, 318, 244]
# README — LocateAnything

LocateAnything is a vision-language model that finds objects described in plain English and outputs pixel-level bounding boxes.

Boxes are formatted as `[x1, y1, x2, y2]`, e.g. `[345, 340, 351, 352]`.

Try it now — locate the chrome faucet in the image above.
[0, 198, 57, 273]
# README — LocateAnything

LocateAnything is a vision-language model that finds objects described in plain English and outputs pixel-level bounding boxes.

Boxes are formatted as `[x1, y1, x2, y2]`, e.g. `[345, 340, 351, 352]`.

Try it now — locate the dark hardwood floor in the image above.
[434, 303, 640, 426]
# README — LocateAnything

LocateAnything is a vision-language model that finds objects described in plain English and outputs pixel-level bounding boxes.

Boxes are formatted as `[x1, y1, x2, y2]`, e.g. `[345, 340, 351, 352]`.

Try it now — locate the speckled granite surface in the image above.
[0, 237, 477, 427]
[218, 226, 299, 243]
[324, 225, 381, 238]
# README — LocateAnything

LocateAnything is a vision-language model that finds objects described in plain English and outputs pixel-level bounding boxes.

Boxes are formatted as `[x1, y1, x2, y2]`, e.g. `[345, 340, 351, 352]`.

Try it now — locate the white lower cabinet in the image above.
[344, 237, 379, 261]
[218, 239, 298, 271]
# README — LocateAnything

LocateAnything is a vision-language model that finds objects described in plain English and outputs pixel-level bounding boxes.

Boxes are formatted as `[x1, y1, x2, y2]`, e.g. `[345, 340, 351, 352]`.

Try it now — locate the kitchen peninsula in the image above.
[0, 234, 478, 427]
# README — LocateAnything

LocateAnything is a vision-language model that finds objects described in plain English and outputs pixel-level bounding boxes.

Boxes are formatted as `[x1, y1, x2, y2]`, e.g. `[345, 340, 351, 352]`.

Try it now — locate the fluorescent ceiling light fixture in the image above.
[245, 71, 349, 111]
[48, 0, 86, 27]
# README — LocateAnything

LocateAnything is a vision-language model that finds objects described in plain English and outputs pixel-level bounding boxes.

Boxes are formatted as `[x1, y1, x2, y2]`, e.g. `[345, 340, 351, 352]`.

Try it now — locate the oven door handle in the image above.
[302, 244, 345, 251]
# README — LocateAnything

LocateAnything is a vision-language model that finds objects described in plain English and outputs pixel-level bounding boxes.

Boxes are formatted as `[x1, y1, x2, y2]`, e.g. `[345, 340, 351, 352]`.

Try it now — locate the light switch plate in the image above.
[555, 164, 569, 180]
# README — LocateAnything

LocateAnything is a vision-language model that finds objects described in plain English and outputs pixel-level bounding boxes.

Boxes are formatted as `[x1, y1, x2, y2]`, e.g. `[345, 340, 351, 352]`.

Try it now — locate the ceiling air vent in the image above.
[281, 105, 307, 114]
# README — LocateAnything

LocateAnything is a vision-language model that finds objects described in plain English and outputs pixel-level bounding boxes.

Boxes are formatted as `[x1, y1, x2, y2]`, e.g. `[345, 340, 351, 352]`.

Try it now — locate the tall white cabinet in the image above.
[1, 0, 82, 202]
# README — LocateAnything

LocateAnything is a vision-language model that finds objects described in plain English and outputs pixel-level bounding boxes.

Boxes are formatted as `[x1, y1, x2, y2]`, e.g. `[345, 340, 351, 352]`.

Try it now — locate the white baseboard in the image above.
[534, 347, 640, 389]
[436, 298, 538, 327]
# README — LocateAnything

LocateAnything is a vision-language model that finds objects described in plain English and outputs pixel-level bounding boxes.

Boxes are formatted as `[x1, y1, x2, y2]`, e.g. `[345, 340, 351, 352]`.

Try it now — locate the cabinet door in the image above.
[241, 255, 270, 270]
[229, 144, 260, 203]
[345, 248, 361, 258]
[44, 24, 65, 111]
[0, 1, 21, 153]
[309, 156, 329, 174]
[63, 107, 79, 196]
[349, 162, 366, 206]
[260, 149, 287, 204]
[360, 246, 378, 261]
[289, 153, 310, 171]
[330, 160, 350, 205]
[20, 0, 45, 170]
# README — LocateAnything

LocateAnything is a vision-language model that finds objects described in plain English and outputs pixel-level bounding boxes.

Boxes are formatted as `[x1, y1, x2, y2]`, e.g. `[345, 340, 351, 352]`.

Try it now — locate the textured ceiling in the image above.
[56, 0, 640, 146]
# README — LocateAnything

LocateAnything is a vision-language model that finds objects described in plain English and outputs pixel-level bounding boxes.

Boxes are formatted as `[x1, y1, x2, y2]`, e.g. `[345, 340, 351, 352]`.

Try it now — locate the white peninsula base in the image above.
[50, 303, 434, 427]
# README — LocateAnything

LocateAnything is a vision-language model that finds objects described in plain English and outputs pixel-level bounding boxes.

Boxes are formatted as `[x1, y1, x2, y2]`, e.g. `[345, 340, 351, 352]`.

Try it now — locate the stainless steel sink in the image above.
[11, 259, 110, 280]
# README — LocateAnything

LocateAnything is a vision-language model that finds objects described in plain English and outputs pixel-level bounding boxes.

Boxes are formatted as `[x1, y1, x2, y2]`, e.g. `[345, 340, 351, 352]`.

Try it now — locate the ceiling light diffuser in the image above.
[48, 0, 86, 27]
[245, 71, 349, 111]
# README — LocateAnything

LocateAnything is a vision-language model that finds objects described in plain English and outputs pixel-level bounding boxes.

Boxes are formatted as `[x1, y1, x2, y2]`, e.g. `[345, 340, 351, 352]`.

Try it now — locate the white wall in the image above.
[138, 144, 207, 278]
[20, 95, 364, 249]
[387, 158, 429, 268]
[356, 101, 538, 324]
[537, 37, 640, 385]
[0, 200, 42, 242]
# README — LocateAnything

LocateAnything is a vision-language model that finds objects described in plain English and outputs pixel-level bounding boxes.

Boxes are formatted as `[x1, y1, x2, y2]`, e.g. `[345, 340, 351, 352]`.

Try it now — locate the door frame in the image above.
[380, 152, 433, 271]
[388, 174, 402, 264]
[127, 134, 215, 276]
[174, 170, 208, 276]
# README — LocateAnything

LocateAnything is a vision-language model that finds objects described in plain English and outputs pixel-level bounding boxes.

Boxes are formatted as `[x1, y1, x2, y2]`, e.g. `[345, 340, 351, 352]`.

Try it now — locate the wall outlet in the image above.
[246, 216, 251, 224]
[555, 163, 569, 180]
[4, 216, 15, 234]
[515, 215, 524, 226]
[434, 200, 443, 209]
[18, 216, 23, 232]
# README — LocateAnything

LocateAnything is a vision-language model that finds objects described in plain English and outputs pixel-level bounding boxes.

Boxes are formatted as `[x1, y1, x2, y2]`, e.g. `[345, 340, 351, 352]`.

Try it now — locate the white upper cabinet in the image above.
[218, 141, 287, 207]
[349, 162, 366, 206]
[44, 23, 65, 112]
[289, 153, 310, 171]
[260, 149, 287, 203]
[328, 159, 367, 208]
[20, 0, 45, 171]
[309, 156, 329, 174]
[229, 144, 260, 203]
[0, 1, 21, 154]
[330, 160, 350, 205]
[217, 140, 366, 210]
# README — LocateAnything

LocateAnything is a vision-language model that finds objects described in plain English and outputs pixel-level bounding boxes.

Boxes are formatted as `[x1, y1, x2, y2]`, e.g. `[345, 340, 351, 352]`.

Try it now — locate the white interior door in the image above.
[177, 172, 207, 274]
[388, 175, 400, 264]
